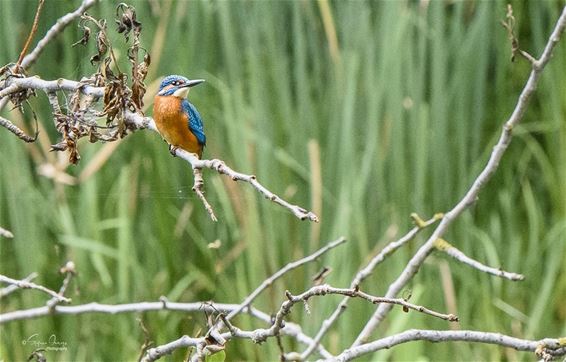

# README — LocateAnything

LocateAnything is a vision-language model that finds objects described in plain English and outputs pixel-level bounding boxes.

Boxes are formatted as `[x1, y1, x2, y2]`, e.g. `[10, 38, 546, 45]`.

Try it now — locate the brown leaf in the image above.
[116, 3, 142, 41]
[72, 25, 91, 47]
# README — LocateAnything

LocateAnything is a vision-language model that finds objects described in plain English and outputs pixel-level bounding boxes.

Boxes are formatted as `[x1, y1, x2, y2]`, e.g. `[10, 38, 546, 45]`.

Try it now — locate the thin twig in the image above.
[192, 166, 218, 222]
[352, 5, 566, 346]
[330, 329, 566, 362]
[435, 238, 524, 281]
[0, 115, 37, 142]
[137, 317, 155, 362]
[0, 272, 37, 298]
[227, 237, 346, 322]
[0, 274, 70, 303]
[15, 0, 45, 73]
[225, 284, 457, 346]
[46, 261, 77, 309]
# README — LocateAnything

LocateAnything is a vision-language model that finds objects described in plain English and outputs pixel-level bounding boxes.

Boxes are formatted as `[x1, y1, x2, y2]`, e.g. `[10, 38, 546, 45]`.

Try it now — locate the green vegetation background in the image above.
[1, 0, 565, 361]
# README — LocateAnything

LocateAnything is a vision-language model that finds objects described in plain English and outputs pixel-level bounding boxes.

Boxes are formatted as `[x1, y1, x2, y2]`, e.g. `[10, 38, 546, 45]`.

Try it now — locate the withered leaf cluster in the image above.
[51, 3, 151, 164]
[0, 3, 150, 165]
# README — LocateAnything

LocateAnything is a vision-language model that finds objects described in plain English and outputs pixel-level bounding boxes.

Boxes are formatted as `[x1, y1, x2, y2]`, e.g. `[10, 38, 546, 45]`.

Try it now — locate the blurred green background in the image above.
[1, 0, 565, 361]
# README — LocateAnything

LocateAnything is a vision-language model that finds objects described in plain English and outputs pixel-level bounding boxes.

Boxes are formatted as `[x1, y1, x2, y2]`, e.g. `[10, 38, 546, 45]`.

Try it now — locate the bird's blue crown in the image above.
[158, 75, 190, 92]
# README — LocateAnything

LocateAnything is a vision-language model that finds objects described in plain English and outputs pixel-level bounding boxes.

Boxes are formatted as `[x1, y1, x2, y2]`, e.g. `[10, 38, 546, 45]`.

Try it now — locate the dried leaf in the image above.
[90, 29, 108, 65]
[116, 3, 141, 41]
[72, 25, 91, 47]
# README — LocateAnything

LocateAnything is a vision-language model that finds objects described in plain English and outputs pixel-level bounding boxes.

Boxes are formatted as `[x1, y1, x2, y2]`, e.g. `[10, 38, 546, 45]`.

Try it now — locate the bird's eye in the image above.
[173, 81, 179, 86]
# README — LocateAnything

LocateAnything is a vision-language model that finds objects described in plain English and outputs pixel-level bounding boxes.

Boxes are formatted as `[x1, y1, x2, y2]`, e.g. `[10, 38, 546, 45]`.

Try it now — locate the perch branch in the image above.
[331, 330, 566, 362]
[434, 238, 524, 281]
[0, 274, 70, 303]
[0, 76, 319, 222]
[352, 5, 566, 346]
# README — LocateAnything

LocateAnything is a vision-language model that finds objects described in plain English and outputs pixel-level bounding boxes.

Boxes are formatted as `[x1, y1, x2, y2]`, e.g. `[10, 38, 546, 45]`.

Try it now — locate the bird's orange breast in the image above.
[153, 96, 202, 157]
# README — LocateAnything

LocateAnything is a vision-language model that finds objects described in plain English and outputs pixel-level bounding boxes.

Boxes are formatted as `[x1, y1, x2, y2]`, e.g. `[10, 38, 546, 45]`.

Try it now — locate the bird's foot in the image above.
[169, 145, 178, 156]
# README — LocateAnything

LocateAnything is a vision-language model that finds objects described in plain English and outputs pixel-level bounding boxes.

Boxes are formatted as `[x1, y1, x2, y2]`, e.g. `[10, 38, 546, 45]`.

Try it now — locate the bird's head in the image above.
[157, 75, 205, 98]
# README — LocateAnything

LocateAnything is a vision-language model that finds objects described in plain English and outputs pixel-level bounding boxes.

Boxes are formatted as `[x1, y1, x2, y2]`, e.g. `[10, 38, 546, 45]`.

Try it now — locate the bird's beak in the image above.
[186, 79, 205, 88]
[174, 79, 205, 98]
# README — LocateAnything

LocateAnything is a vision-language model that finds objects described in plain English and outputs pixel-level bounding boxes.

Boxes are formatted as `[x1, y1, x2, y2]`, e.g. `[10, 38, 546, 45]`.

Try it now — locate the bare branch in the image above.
[174, 148, 320, 222]
[0, 300, 239, 324]
[0, 115, 37, 142]
[0, 272, 37, 298]
[142, 335, 202, 362]
[0, 274, 70, 303]
[0, 0, 98, 112]
[434, 238, 524, 281]
[331, 329, 566, 362]
[352, 5, 566, 346]
[0, 298, 331, 358]
[229, 284, 457, 346]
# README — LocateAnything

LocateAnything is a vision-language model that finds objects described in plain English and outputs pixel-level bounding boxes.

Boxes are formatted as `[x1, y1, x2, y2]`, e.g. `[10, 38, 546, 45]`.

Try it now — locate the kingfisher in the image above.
[153, 75, 206, 158]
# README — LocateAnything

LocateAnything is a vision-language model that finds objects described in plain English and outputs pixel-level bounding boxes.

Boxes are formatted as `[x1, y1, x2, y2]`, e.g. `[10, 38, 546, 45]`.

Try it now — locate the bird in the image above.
[153, 75, 206, 158]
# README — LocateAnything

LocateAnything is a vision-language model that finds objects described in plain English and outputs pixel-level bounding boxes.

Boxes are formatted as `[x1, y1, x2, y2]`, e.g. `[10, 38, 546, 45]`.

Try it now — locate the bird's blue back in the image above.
[182, 99, 206, 146]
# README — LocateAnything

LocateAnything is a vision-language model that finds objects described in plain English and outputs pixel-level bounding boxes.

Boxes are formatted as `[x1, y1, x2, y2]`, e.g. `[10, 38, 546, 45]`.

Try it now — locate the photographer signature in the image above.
[22, 333, 68, 351]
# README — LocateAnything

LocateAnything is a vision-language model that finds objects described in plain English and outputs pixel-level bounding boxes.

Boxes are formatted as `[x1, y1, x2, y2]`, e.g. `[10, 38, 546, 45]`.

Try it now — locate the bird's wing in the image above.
[182, 100, 206, 146]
